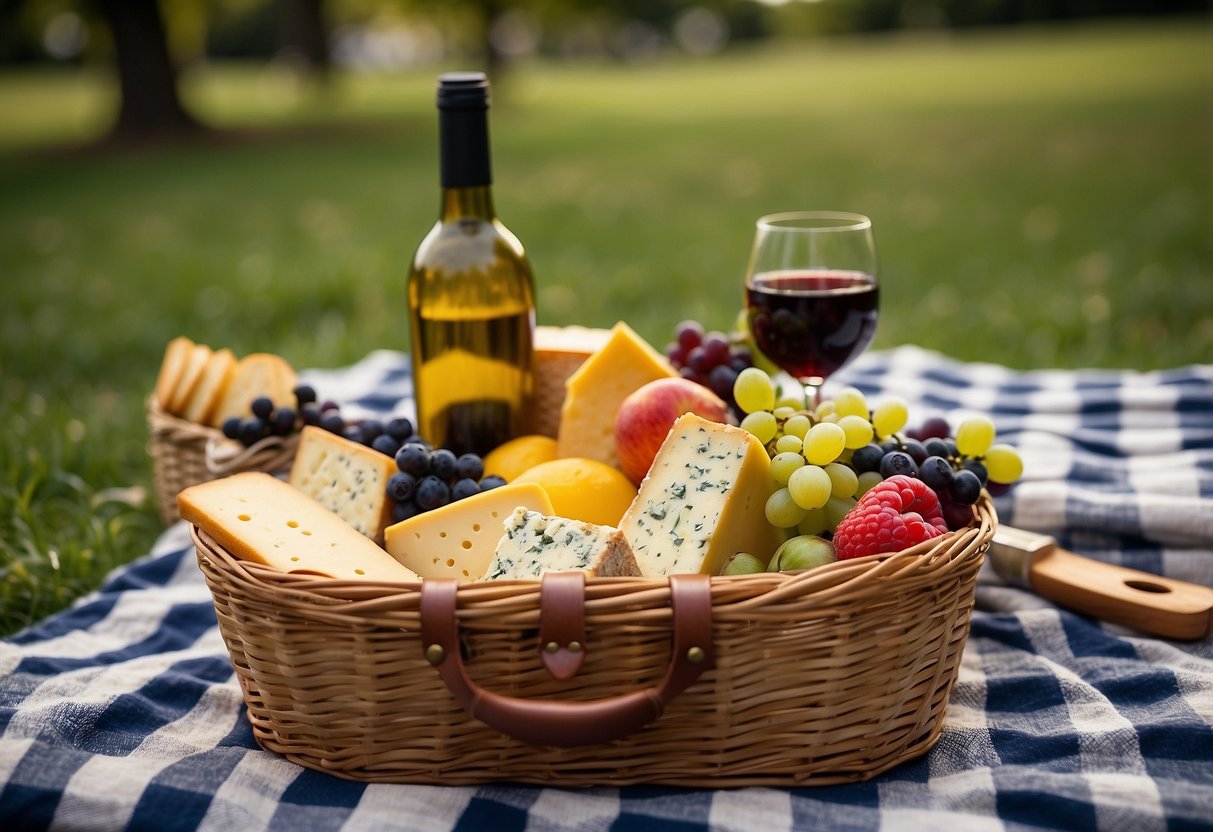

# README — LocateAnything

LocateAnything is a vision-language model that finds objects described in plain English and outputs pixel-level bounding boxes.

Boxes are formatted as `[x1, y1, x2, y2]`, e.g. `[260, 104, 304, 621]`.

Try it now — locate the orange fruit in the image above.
[513, 458, 637, 527]
[483, 435, 558, 482]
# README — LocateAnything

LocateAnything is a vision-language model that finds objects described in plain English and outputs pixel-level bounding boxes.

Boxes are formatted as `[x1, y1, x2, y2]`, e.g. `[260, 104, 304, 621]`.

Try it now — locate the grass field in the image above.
[1, 19, 1210, 635]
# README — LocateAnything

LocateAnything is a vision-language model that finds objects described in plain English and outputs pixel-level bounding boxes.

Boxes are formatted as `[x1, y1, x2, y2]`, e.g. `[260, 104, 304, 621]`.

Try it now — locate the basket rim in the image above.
[192, 497, 996, 619]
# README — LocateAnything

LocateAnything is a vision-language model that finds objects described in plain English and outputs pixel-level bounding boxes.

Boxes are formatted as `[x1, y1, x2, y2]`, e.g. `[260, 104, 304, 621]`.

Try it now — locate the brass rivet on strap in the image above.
[425, 644, 445, 665]
[568, 641, 582, 653]
[686, 646, 706, 664]
[544, 641, 559, 654]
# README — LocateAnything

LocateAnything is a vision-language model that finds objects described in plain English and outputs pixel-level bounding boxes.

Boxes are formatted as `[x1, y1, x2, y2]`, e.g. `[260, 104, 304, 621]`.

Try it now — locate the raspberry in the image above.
[832, 475, 949, 560]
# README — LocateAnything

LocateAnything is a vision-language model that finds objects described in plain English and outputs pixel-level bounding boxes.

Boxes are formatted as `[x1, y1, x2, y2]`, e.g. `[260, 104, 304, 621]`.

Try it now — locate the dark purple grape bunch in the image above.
[848, 416, 1002, 531]
[665, 320, 754, 418]
[221, 384, 320, 448]
[386, 441, 507, 525]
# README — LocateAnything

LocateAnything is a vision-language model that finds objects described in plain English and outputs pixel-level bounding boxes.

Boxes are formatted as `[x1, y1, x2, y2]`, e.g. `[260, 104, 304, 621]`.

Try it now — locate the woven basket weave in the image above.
[147, 396, 298, 525]
[194, 496, 993, 787]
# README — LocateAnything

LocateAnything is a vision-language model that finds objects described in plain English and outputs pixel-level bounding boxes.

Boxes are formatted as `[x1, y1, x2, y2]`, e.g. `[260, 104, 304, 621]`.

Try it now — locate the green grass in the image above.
[1, 19, 1210, 635]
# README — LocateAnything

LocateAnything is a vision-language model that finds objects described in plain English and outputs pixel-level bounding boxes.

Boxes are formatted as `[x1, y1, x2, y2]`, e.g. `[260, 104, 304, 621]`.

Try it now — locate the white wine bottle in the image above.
[407, 72, 536, 456]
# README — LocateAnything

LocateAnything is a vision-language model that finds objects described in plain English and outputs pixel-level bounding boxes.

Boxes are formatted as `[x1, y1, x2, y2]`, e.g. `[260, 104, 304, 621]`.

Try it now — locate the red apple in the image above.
[614, 378, 729, 484]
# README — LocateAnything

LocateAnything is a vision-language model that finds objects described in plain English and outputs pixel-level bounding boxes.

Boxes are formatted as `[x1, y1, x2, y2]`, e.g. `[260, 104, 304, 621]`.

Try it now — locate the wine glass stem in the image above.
[802, 380, 824, 410]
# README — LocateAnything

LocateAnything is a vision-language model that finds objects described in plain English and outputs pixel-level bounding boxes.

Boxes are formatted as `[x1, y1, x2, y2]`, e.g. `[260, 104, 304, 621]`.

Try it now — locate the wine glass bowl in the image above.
[743, 211, 879, 406]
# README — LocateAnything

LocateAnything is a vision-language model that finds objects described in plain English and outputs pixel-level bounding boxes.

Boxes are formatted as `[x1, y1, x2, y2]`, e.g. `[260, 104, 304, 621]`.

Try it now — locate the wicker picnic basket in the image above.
[193, 488, 995, 786]
[147, 396, 299, 525]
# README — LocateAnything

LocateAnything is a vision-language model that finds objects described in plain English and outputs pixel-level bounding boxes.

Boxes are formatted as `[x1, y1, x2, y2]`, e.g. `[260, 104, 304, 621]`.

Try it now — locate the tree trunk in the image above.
[277, 0, 330, 81]
[94, 0, 202, 140]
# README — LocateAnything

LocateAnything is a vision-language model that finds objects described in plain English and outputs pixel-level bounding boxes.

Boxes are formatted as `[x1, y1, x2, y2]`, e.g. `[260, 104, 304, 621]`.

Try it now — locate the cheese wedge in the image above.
[178, 472, 418, 582]
[289, 426, 396, 541]
[210, 352, 298, 428]
[555, 321, 677, 467]
[167, 343, 213, 415]
[154, 336, 194, 410]
[619, 413, 784, 577]
[481, 508, 640, 581]
[182, 348, 236, 425]
[384, 483, 553, 580]
[532, 325, 612, 438]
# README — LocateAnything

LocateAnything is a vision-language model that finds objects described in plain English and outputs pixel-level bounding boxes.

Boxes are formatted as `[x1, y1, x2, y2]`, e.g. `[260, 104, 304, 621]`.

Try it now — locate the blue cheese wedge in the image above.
[619, 413, 784, 577]
[289, 426, 396, 541]
[481, 508, 641, 581]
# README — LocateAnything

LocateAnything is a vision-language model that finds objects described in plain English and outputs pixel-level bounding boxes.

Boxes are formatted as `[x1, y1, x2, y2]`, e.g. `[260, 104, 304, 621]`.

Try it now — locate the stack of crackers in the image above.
[153, 337, 298, 427]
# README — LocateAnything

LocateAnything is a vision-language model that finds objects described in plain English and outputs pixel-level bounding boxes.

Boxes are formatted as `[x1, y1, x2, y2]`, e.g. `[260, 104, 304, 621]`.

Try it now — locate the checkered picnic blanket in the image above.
[2, 346, 1211, 831]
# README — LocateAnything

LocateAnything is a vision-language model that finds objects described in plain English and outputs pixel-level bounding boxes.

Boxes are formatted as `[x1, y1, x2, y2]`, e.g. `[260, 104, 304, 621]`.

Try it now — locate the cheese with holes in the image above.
[384, 483, 553, 580]
[177, 472, 418, 582]
[481, 508, 641, 581]
[555, 321, 677, 466]
[619, 413, 783, 577]
[289, 426, 396, 541]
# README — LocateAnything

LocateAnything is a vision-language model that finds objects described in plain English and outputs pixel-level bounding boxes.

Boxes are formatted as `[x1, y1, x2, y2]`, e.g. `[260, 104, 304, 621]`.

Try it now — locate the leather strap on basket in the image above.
[419, 573, 715, 747]
[539, 572, 588, 680]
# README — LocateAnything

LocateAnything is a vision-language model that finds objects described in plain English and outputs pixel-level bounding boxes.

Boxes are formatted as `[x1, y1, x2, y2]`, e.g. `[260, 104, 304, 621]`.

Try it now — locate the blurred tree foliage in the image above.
[0, 0, 1206, 141]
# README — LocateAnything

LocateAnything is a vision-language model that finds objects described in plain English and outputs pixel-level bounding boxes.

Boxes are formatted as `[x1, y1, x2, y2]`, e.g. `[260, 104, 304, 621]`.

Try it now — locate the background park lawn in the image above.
[0, 18, 1210, 634]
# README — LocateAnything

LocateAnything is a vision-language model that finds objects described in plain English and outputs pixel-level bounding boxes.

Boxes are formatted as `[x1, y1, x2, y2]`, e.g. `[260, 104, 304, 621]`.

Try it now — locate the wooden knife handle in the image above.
[1031, 549, 1213, 640]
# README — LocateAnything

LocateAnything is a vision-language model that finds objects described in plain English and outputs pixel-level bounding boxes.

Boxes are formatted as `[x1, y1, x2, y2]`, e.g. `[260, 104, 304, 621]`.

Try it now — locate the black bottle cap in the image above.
[438, 72, 490, 110]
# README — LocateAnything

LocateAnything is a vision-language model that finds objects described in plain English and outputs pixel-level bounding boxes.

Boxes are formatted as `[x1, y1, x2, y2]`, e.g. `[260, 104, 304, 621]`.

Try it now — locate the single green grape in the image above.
[833, 387, 869, 419]
[766, 487, 808, 528]
[740, 410, 778, 445]
[775, 434, 803, 454]
[956, 415, 997, 457]
[768, 535, 836, 572]
[984, 443, 1024, 483]
[722, 552, 767, 576]
[824, 496, 857, 530]
[838, 414, 875, 449]
[772, 406, 797, 421]
[733, 367, 776, 414]
[814, 399, 837, 420]
[774, 389, 806, 410]
[871, 397, 909, 437]
[783, 413, 812, 439]
[770, 451, 806, 484]
[803, 422, 846, 465]
[824, 462, 859, 498]
[788, 464, 832, 510]
[856, 470, 884, 497]
[797, 507, 829, 536]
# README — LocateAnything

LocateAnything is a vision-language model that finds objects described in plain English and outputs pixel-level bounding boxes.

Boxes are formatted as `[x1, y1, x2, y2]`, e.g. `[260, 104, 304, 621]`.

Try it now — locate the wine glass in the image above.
[743, 211, 880, 408]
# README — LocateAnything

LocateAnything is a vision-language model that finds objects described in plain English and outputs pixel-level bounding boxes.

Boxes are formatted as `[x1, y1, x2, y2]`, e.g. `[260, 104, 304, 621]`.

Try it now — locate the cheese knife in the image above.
[987, 526, 1213, 640]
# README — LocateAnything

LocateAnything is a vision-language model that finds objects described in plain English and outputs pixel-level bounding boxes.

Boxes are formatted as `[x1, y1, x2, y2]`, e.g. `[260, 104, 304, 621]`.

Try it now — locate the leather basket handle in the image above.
[419, 573, 715, 747]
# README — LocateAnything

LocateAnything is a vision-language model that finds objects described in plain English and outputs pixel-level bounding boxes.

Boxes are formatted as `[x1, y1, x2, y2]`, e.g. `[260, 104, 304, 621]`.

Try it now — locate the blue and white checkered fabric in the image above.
[2, 347, 1211, 831]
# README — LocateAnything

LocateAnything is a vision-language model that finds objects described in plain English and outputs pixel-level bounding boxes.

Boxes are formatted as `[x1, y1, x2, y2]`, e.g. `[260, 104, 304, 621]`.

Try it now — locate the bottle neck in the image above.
[440, 185, 495, 221]
[439, 105, 492, 190]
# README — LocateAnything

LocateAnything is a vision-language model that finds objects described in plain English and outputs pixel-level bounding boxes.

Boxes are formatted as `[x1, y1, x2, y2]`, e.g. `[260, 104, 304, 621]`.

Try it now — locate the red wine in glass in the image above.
[746, 269, 879, 384]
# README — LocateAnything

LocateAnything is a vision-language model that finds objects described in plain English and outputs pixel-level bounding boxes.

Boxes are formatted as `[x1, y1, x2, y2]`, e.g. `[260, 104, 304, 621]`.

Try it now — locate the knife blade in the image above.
[988, 526, 1213, 640]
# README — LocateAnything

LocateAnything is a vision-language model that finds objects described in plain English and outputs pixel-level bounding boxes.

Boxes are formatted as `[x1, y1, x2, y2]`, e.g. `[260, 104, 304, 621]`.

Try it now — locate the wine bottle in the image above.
[407, 72, 536, 456]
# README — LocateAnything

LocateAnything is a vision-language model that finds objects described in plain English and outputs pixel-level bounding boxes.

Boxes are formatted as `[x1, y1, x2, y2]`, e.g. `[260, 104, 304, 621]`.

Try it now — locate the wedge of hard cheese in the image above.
[289, 426, 396, 541]
[555, 321, 677, 467]
[619, 413, 783, 577]
[178, 472, 418, 582]
[481, 507, 640, 581]
[385, 483, 553, 580]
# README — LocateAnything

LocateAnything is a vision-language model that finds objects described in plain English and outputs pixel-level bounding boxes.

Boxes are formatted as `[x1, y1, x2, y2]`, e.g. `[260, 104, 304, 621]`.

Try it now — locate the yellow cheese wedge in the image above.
[619, 413, 784, 577]
[289, 426, 397, 541]
[178, 472, 418, 582]
[154, 336, 195, 410]
[384, 482, 554, 580]
[182, 348, 236, 425]
[555, 321, 677, 467]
